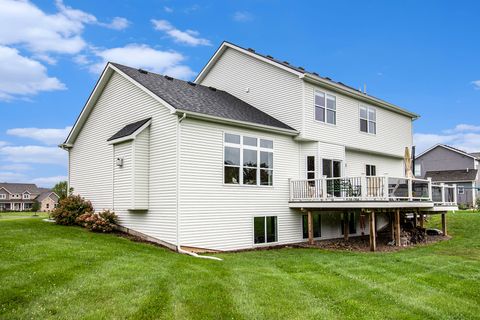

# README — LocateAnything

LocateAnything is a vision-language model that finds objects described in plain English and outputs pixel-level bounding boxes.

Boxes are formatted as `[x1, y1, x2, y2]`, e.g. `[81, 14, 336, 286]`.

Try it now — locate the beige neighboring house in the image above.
[0, 183, 59, 212]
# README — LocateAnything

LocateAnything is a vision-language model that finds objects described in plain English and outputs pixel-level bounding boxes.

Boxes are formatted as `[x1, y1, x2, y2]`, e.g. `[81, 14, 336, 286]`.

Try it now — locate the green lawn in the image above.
[0, 211, 49, 220]
[1, 212, 479, 319]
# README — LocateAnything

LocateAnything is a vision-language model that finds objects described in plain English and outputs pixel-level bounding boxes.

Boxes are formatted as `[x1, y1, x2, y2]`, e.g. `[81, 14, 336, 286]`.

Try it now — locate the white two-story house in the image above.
[61, 41, 456, 252]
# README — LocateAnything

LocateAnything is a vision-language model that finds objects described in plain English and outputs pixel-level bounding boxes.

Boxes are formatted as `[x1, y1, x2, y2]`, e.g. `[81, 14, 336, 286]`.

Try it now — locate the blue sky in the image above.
[0, 0, 479, 187]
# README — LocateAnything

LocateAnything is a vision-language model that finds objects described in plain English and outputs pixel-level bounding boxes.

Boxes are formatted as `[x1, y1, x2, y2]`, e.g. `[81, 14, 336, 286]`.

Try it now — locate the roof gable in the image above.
[107, 118, 151, 144]
[417, 144, 477, 160]
[195, 41, 419, 119]
[63, 62, 297, 147]
[425, 169, 478, 182]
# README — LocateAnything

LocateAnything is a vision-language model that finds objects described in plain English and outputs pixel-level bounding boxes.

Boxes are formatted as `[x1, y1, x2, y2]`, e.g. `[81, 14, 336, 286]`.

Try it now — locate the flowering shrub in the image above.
[76, 210, 118, 233]
[51, 195, 93, 225]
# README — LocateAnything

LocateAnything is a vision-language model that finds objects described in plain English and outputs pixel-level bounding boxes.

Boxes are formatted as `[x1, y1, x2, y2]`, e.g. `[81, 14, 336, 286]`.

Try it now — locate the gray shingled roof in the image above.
[108, 118, 151, 141]
[469, 152, 480, 159]
[36, 190, 57, 202]
[0, 183, 41, 195]
[425, 169, 478, 182]
[112, 63, 295, 131]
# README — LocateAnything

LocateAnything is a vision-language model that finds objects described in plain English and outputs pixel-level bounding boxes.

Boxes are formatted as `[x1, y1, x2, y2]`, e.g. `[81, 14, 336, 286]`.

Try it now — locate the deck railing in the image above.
[289, 175, 457, 206]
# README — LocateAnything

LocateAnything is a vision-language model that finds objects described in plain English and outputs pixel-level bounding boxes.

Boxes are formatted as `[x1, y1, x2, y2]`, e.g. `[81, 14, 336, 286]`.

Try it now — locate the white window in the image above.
[458, 186, 465, 195]
[254, 216, 277, 244]
[306, 156, 315, 180]
[315, 91, 336, 125]
[414, 163, 422, 177]
[224, 133, 273, 186]
[0, 194, 6, 199]
[360, 105, 376, 134]
[23, 193, 30, 199]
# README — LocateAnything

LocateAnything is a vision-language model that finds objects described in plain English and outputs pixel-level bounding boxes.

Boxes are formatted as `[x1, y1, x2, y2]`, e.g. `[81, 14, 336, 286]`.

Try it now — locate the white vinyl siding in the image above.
[198, 47, 303, 131]
[303, 82, 413, 157]
[345, 150, 404, 177]
[133, 127, 150, 209]
[69, 71, 178, 245]
[178, 117, 301, 251]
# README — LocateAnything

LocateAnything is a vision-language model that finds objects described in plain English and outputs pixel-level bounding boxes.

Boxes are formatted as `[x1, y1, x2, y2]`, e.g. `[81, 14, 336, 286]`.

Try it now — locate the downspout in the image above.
[175, 112, 222, 261]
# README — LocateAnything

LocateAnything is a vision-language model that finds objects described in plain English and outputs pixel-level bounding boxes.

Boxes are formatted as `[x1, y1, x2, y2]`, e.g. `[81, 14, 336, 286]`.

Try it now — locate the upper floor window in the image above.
[23, 193, 30, 199]
[0, 194, 6, 199]
[360, 105, 376, 134]
[224, 133, 274, 186]
[366, 164, 376, 176]
[315, 91, 336, 125]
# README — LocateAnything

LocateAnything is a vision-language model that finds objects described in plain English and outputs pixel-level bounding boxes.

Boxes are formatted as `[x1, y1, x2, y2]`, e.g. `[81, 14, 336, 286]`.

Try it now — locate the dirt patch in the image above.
[297, 234, 451, 252]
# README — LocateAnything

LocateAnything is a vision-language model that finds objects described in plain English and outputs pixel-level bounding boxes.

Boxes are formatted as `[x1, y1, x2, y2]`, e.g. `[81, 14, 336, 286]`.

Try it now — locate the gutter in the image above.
[174, 109, 299, 136]
[176, 112, 222, 261]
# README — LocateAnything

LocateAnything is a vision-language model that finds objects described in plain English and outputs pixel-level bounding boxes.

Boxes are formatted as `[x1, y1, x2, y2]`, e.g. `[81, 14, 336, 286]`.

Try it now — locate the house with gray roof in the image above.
[415, 144, 480, 207]
[60, 41, 456, 253]
[0, 183, 59, 212]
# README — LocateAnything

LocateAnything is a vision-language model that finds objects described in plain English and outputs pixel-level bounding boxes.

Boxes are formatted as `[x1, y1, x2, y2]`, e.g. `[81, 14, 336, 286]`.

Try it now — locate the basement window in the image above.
[458, 186, 465, 195]
[302, 214, 321, 238]
[254, 216, 277, 244]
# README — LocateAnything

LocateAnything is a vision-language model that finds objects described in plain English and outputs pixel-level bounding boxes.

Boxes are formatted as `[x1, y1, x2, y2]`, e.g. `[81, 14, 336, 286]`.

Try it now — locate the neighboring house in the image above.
[61, 41, 455, 252]
[0, 183, 59, 211]
[415, 144, 479, 207]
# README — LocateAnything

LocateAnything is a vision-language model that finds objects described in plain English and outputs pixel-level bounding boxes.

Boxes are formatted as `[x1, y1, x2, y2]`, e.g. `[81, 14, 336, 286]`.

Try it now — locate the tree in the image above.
[31, 201, 40, 213]
[52, 181, 73, 200]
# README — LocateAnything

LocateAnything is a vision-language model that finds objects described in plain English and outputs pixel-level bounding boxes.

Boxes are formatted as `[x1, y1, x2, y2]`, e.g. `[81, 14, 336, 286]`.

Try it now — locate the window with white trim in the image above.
[360, 105, 376, 134]
[0, 194, 6, 199]
[23, 193, 30, 199]
[224, 133, 273, 186]
[366, 164, 376, 176]
[315, 91, 336, 125]
[458, 186, 465, 195]
[254, 216, 277, 244]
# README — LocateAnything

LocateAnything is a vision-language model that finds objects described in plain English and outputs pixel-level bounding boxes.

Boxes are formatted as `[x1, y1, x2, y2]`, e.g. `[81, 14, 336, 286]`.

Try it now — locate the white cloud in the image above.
[471, 80, 480, 90]
[30, 175, 68, 187]
[232, 11, 253, 22]
[414, 124, 480, 154]
[90, 44, 195, 79]
[0, 141, 8, 148]
[7, 126, 72, 145]
[0, 0, 91, 54]
[151, 19, 211, 46]
[0, 164, 32, 171]
[0, 146, 67, 165]
[100, 17, 130, 30]
[0, 171, 26, 182]
[164, 6, 174, 13]
[0, 46, 65, 100]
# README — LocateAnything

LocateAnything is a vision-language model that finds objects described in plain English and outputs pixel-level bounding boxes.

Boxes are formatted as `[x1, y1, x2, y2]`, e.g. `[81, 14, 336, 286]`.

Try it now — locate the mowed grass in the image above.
[0, 212, 479, 319]
[0, 211, 49, 220]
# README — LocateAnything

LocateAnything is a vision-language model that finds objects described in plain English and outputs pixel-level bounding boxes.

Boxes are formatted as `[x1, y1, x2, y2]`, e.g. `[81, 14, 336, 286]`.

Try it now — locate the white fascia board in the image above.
[174, 109, 299, 136]
[303, 74, 419, 119]
[289, 201, 434, 209]
[108, 119, 152, 145]
[195, 41, 303, 84]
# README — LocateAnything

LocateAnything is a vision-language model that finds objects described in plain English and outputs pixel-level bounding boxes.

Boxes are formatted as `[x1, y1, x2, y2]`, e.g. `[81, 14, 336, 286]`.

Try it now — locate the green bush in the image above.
[476, 198, 480, 211]
[76, 210, 118, 233]
[52, 195, 93, 225]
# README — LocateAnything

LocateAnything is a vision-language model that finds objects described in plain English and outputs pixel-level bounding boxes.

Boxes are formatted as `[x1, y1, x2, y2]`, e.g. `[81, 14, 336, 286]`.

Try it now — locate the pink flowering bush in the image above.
[76, 210, 118, 233]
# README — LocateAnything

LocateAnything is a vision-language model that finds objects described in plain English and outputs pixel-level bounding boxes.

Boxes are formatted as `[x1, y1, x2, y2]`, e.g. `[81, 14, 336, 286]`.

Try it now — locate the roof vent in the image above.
[266, 55, 274, 59]
[325, 77, 331, 81]
[187, 81, 196, 86]
[298, 66, 305, 71]
[164, 75, 173, 80]
[283, 61, 290, 65]
[208, 86, 217, 91]
[312, 72, 319, 76]
[247, 48, 255, 52]
[138, 69, 148, 74]
[338, 81, 345, 85]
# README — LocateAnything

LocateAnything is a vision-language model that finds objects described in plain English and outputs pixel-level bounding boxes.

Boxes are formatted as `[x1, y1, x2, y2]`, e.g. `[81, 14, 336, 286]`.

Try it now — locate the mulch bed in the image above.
[297, 234, 451, 252]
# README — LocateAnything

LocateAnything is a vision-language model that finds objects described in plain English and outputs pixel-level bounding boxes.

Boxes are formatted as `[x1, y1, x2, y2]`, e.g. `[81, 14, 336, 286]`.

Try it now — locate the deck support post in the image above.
[344, 212, 349, 241]
[395, 209, 401, 247]
[369, 210, 376, 252]
[419, 213, 424, 229]
[390, 212, 395, 241]
[413, 213, 417, 228]
[307, 210, 314, 245]
[441, 213, 447, 236]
